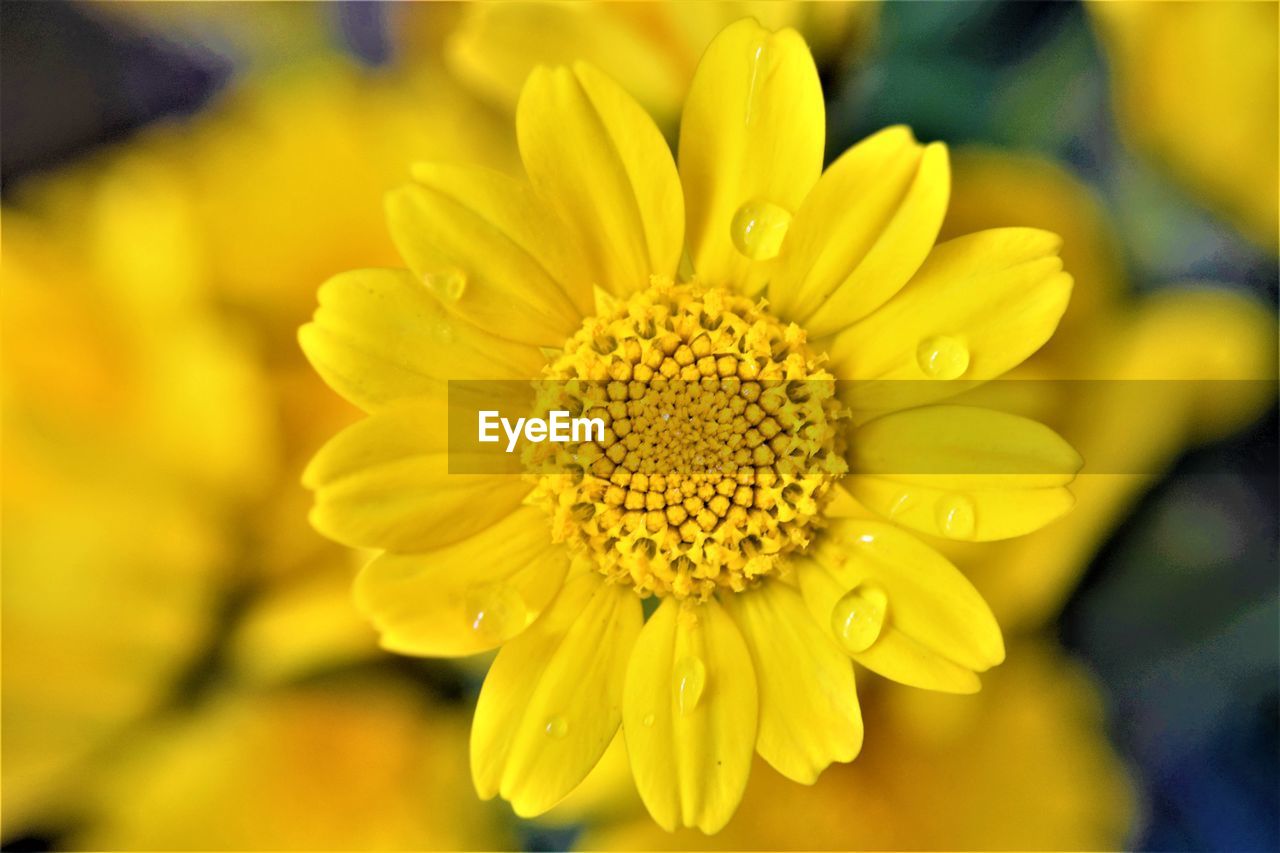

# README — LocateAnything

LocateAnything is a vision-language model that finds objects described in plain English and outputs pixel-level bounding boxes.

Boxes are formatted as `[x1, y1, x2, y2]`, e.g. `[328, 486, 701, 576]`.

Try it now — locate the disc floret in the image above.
[530, 281, 847, 600]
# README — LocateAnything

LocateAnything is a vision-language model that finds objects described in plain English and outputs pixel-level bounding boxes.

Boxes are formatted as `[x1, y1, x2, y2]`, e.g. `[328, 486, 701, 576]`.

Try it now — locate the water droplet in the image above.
[642, 712, 655, 727]
[935, 494, 976, 539]
[424, 268, 467, 302]
[730, 200, 791, 260]
[463, 585, 526, 643]
[916, 335, 969, 380]
[830, 582, 889, 654]
[672, 654, 707, 715]
[544, 715, 569, 738]
[434, 321, 455, 343]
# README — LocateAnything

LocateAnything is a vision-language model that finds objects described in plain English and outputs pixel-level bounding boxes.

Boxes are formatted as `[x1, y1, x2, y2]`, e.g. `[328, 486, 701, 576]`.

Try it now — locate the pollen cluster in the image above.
[529, 281, 846, 600]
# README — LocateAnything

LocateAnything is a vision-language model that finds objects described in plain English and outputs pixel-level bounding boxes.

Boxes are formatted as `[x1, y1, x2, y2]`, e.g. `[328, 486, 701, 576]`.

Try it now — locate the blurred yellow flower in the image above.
[303, 18, 1083, 832]
[2, 180, 273, 826]
[2, 423, 225, 828]
[2, 55, 509, 834]
[3, 175, 277, 499]
[180, 61, 515, 331]
[443, 0, 876, 131]
[71, 681, 515, 851]
[1088, 0, 1279, 249]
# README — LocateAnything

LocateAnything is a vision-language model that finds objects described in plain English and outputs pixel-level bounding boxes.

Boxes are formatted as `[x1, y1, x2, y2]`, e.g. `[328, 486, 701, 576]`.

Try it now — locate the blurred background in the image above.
[1, 2, 1276, 850]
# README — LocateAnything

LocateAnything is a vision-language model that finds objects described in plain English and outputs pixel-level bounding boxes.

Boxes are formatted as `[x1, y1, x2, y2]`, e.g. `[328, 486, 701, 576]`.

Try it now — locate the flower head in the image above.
[302, 18, 1080, 832]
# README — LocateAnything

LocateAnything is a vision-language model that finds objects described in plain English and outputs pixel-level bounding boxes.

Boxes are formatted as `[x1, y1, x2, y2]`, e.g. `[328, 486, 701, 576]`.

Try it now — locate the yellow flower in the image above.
[1088, 0, 1279, 249]
[71, 681, 515, 851]
[302, 19, 1081, 831]
[0, 64, 371, 828]
[2, 59, 511, 835]
[1, 175, 273, 826]
[3, 165, 277, 500]
[5, 2, 575, 830]
[1, 418, 226, 828]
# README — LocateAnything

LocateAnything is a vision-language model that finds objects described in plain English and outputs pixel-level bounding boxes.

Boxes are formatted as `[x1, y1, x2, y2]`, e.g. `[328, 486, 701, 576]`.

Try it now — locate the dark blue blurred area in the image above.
[1062, 417, 1280, 853]
[0, 0, 230, 192]
[2, 2, 1276, 851]
[335, 1, 393, 67]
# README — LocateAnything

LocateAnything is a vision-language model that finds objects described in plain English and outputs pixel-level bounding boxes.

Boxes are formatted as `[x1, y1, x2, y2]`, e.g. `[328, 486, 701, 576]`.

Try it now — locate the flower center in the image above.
[529, 280, 846, 600]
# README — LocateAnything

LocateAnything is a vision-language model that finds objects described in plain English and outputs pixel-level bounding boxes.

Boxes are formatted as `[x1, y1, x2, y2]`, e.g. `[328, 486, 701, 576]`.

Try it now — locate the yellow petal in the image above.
[770, 126, 950, 337]
[845, 474, 1076, 543]
[623, 597, 757, 832]
[824, 484, 880, 520]
[1126, 288, 1279, 441]
[1089, 1, 1278, 249]
[471, 574, 642, 817]
[679, 18, 824, 291]
[227, 563, 379, 684]
[385, 163, 592, 346]
[723, 581, 862, 784]
[303, 402, 530, 552]
[941, 149, 1126, 366]
[353, 507, 568, 657]
[516, 62, 683, 296]
[850, 405, 1082, 487]
[68, 683, 515, 852]
[845, 406, 1080, 541]
[299, 268, 544, 412]
[828, 228, 1072, 409]
[535, 733, 637, 826]
[798, 519, 1004, 692]
[796, 557, 978, 693]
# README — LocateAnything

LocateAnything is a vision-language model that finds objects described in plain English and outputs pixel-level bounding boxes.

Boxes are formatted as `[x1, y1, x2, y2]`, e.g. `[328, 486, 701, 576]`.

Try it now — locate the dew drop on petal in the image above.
[830, 582, 889, 654]
[642, 712, 655, 728]
[730, 199, 791, 260]
[463, 585, 526, 643]
[915, 335, 970, 379]
[424, 268, 467, 302]
[544, 715, 569, 738]
[935, 493, 977, 539]
[672, 654, 707, 715]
